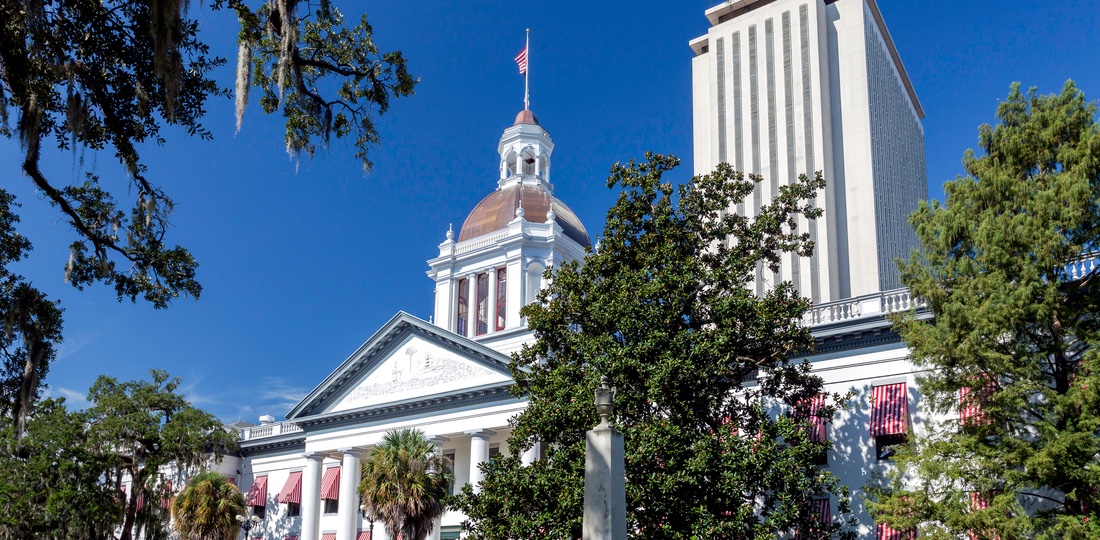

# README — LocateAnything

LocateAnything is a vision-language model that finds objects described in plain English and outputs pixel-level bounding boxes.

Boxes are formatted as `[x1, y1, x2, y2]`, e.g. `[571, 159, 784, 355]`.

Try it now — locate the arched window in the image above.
[456, 278, 468, 336]
[476, 273, 489, 335]
[525, 262, 545, 306]
[521, 148, 536, 175]
[495, 268, 507, 331]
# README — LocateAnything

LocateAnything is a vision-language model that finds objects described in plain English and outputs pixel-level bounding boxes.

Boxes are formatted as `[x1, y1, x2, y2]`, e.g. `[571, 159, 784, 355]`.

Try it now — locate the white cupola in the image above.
[426, 110, 590, 356]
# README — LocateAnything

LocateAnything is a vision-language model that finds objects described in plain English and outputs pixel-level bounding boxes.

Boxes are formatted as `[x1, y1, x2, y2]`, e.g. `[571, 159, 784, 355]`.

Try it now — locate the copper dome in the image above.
[514, 110, 539, 125]
[458, 184, 590, 247]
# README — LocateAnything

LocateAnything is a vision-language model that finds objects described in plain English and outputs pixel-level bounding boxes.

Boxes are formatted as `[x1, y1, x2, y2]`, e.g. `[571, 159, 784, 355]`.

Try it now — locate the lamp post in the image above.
[360, 504, 376, 538]
[235, 512, 262, 537]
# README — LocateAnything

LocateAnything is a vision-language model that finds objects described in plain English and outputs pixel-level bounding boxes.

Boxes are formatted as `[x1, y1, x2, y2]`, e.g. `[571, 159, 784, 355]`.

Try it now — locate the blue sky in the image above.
[3, 1, 1098, 421]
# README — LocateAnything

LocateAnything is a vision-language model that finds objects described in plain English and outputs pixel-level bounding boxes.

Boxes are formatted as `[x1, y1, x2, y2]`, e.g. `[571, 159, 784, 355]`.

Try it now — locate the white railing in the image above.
[802, 288, 925, 327]
[1067, 253, 1098, 280]
[241, 421, 302, 441]
[456, 231, 511, 254]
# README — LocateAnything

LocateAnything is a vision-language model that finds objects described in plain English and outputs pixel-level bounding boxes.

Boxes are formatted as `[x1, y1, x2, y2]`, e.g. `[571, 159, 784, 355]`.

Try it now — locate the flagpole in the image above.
[524, 28, 530, 111]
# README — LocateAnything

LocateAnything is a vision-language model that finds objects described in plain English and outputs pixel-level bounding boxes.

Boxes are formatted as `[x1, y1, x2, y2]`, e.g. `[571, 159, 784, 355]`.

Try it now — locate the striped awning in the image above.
[960, 381, 993, 426]
[284, 536, 299, 540]
[801, 394, 828, 442]
[321, 534, 337, 540]
[320, 467, 341, 501]
[970, 491, 993, 510]
[357, 532, 373, 540]
[870, 383, 909, 437]
[160, 479, 173, 509]
[875, 523, 916, 540]
[277, 471, 303, 504]
[812, 498, 831, 523]
[245, 476, 268, 507]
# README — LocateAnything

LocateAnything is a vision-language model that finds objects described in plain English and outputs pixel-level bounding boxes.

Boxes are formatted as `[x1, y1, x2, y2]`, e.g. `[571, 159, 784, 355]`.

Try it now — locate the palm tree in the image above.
[171, 471, 246, 540]
[359, 428, 452, 540]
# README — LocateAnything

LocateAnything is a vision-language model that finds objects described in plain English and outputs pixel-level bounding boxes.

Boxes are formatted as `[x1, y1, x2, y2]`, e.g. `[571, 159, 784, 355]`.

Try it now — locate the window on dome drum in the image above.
[476, 272, 489, 335]
[495, 268, 507, 331]
[870, 382, 909, 460]
[456, 278, 469, 336]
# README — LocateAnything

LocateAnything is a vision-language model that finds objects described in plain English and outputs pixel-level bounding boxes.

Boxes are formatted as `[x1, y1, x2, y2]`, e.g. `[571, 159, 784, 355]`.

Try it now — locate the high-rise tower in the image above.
[690, 0, 927, 302]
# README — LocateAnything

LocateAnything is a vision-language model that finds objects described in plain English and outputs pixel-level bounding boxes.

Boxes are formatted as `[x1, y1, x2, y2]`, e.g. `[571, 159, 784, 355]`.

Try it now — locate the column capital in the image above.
[465, 429, 496, 439]
[338, 447, 365, 459]
[429, 436, 450, 447]
[302, 451, 326, 462]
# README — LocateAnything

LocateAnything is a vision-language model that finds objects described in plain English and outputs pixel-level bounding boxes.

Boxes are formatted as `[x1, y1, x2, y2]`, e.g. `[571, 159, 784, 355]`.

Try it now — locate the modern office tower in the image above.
[690, 0, 928, 302]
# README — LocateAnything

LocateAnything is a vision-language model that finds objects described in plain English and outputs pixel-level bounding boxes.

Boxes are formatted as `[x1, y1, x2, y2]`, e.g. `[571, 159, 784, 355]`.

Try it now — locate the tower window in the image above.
[521, 149, 536, 175]
[476, 273, 489, 335]
[456, 278, 469, 336]
[495, 268, 507, 331]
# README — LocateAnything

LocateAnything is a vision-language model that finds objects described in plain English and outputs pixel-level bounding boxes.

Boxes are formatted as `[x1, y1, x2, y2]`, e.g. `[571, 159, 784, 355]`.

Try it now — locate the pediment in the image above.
[287, 312, 515, 419]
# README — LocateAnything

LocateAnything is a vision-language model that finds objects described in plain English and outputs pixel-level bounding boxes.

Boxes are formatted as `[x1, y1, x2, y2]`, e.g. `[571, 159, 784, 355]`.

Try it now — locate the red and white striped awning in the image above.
[320, 534, 337, 540]
[870, 383, 909, 437]
[875, 523, 915, 540]
[245, 476, 268, 507]
[320, 467, 341, 501]
[970, 491, 992, 510]
[812, 498, 830, 524]
[284, 536, 299, 540]
[802, 394, 827, 442]
[357, 532, 373, 540]
[277, 471, 303, 504]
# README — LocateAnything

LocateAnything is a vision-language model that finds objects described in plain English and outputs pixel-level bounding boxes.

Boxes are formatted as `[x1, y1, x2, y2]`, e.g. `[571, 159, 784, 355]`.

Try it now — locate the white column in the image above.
[521, 442, 540, 466]
[337, 449, 363, 540]
[486, 268, 498, 335]
[466, 274, 478, 338]
[466, 430, 495, 493]
[300, 452, 325, 540]
[428, 437, 449, 540]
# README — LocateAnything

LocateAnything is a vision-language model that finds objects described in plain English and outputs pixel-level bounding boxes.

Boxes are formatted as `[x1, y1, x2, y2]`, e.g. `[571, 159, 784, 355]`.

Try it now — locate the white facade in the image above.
[691, 0, 928, 301]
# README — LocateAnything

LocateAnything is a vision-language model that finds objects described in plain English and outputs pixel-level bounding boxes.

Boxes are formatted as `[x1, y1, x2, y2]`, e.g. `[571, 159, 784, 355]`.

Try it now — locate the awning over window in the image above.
[320, 467, 341, 501]
[277, 471, 303, 504]
[245, 476, 268, 507]
[284, 536, 299, 540]
[870, 383, 908, 437]
[875, 523, 915, 540]
[960, 382, 993, 426]
[160, 479, 173, 509]
[320, 534, 337, 540]
[970, 491, 993, 510]
[800, 394, 827, 442]
[357, 532, 373, 540]
[812, 498, 830, 523]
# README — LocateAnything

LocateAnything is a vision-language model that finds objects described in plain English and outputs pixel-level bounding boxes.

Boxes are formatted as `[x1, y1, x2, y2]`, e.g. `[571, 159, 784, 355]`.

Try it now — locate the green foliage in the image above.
[870, 81, 1100, 540]
[171, 471, 247, 540]
[84, 370, 240, 540]
[0, 371, 235, 539]
[453, 153, 856, 539]
[0, 190, 63, 443]
[0, 399, 122, 540]
[359, 428, 451, 540]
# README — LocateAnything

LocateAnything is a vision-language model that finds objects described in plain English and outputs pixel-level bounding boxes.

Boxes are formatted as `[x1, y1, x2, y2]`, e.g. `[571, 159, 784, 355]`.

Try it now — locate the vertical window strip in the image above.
[782, 11, 800, 293]
[456, 278, 468, 336]
[476, 272, 489, 335]
[716, 37, 727, 165]
[495, 268, 507, 331]
[765, 18, 780, 286]
[732, 32, 745, 216]
[799, 3, 821, 303]
[749, 24, 764, 296]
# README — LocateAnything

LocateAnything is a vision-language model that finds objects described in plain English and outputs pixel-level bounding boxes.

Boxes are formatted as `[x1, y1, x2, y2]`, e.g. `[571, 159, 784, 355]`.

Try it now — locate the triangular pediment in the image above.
[286, 312, 515, 419]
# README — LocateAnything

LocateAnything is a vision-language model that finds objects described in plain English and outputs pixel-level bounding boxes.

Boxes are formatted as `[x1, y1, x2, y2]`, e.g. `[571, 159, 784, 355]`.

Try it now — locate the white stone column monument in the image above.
[583, 377, 626, 540]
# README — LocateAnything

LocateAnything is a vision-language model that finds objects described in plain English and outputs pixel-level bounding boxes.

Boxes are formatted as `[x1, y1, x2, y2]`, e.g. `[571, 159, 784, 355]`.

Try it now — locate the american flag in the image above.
[515, 46, 528, 74]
